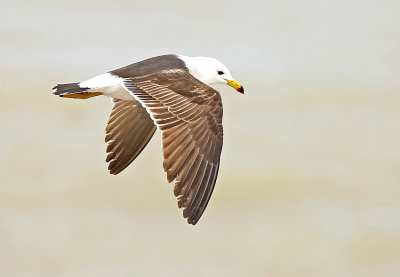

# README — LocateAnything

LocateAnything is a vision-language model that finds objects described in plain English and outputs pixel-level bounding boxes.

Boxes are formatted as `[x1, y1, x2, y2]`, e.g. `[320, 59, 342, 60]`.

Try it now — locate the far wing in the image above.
[105, 98, 156, 175]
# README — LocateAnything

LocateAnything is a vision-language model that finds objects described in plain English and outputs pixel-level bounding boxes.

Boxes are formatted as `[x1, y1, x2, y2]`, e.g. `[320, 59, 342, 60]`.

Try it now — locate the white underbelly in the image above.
[79, 73, 135, 100]
[101, 84, 135, 100]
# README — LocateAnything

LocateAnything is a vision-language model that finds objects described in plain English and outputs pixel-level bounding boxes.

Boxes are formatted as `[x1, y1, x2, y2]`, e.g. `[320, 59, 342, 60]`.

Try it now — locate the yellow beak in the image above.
[226, 79, 244, 94]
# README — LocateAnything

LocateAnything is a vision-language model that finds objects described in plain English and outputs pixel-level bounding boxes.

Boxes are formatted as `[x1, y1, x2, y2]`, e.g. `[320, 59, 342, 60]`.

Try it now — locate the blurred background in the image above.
[1, 0, 399, 276]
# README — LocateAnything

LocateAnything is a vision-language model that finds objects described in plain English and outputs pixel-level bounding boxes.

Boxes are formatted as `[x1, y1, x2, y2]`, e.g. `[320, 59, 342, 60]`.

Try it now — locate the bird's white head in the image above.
[179, 55, 244, 94]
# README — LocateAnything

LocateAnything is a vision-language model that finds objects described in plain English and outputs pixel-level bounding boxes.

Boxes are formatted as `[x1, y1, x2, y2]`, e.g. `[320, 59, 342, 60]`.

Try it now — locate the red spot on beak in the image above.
[237, 86, 244, 94]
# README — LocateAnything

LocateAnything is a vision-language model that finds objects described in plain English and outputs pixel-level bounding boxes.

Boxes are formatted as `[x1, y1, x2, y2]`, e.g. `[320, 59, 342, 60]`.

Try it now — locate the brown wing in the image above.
[105, 98, 156, 175]
[123, 69, 224, 225]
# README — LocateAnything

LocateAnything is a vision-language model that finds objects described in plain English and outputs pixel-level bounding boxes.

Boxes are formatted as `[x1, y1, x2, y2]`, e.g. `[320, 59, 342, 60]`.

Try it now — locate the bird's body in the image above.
[53, 54, 244, 225]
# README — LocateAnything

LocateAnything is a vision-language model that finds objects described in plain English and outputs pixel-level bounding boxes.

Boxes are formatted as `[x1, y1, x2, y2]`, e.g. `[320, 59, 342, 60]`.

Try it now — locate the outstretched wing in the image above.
[122, 69, 223, 225]
[105, 98, 156, 175]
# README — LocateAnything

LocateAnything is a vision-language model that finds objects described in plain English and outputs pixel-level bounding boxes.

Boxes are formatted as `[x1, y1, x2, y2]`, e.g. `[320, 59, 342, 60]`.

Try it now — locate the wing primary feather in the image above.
[180, 156, 207, 209]
[167, 142, 196, 184]
[185, 161, 213, 219]
[188, 139, 218, 220]
[190, 164, 219, 224]
[182, 160, 208, 219]
[177, 154, 203, 208]
[183, 136, 213, 210]
[172, 145, 199, 196]
[163, 135, 193, 177]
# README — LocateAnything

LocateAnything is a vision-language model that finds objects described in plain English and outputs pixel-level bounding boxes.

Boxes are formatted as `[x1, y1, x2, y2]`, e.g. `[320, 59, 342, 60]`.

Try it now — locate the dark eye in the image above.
[217, 70, 224, 75]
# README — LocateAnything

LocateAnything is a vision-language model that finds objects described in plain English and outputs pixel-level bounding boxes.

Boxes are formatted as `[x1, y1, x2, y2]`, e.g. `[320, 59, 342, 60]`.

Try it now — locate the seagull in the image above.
[52, 54, 244, 225]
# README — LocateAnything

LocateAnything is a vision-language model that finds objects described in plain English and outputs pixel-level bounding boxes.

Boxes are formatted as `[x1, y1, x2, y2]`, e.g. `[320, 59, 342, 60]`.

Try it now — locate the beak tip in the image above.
[227, 79, 244, 94]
